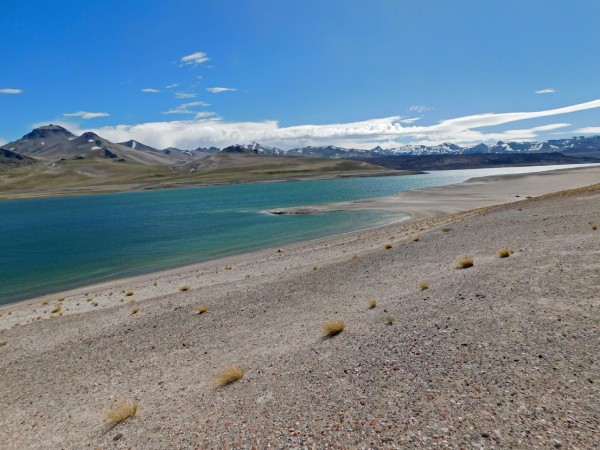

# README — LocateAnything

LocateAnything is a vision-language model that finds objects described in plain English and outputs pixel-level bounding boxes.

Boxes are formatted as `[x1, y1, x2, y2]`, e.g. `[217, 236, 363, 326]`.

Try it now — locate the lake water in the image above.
[0, 164, 594, 304]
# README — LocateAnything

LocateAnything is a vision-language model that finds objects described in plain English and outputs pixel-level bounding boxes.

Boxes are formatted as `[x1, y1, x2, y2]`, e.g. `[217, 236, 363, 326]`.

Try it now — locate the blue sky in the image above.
[1, 0, 600, 149]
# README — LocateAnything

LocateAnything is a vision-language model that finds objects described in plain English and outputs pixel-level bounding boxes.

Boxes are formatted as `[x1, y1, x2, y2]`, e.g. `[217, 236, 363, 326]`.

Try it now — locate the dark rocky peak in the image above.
[22, 124, 75, 140]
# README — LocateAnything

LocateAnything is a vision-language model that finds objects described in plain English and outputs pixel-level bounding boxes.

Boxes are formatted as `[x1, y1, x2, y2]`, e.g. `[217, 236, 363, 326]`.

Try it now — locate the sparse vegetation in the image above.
[212, 366, 244, 388]
[0, 341, 7, 347]
[51, 305, 62, 314]
[179, 285, 190, 292]
[195, 305, 208, 314]
[589, 221, 598, 230]
[368, 299, 377, 309]
[442, 227, 453, 232]
[58, 298, 65, 302]
[351, 253, 359, 260]
[384, 243, 393, 249]
[412, 235, 421, 242]
[322, 320, 345, 337]
[131, 306, 140, 314]
[105, 401, 137, 426]
[418, 281, 429, 290]
[386, 316, 395, 325]
[496, 247, 514, 258]
[456, 256, 474, 269]
[125, 291, 134, 296]
[42, 301, 49, 305]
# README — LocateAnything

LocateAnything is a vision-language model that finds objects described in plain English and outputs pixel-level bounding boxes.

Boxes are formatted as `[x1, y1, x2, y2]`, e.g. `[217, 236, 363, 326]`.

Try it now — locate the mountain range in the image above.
[2, 125, 600, 171]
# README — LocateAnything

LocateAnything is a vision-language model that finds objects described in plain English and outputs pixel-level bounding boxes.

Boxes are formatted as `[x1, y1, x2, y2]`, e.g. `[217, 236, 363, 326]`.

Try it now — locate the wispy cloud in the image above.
[408, 105, 432, 113]
[77, 98, 600, 150]
[535, 88, 556, 94]
[0, 88, 23, 94]
[575, 126, 600, 134]
[206, 87, 237, 93]
[163, 101, 210, 115]
[195, 111, 218, 119]
[399, 117, 421, 124]
[180, 51, 210, 66]
[141, 88, 160, 93]
[165, 84, 179, 89]
[63, 111, 109, 119]
[175, 92, 197, 99]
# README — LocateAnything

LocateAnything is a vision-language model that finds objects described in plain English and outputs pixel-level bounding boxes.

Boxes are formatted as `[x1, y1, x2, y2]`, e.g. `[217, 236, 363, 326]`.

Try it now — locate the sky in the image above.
[2, 0, 600, 150]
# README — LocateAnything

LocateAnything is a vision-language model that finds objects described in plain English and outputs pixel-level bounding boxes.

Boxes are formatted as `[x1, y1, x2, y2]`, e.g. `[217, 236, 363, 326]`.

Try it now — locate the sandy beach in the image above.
[0, 166, 599, 449]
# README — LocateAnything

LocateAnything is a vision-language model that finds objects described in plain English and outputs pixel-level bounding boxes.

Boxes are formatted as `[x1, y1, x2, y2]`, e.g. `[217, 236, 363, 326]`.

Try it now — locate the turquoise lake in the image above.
[0, 164, 593, 304]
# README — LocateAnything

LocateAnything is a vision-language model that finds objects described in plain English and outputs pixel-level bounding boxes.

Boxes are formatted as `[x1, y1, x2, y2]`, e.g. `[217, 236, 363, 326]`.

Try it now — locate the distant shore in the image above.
[1, 164, 598, 448]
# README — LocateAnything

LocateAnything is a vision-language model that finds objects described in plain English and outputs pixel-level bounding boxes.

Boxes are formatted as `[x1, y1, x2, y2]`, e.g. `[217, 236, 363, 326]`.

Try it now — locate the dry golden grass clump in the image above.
[496, 247, 514, 258]
[418, 281, 429, 290]
[589, 221, 598, 230]
[322, 320, 345, 337]
[368, 299, 377, 309]
[179, 285, 191, 292]
[51, 305, 62, 314]
[195, 305, 208, 314]
[212, 366, 244, 388]
[383, 243, 393, 249]
[351, 253, 359, 260]
[105, 401, 137, 426]
[412, 235, 421, 242]
[131, 306, 140, 314]
[125, 291, 134, 297]
[456, 256, 474, 269]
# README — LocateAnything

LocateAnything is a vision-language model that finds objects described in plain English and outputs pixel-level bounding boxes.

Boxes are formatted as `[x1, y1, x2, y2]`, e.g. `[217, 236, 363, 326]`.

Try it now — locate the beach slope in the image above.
[0, 169, 598, 448]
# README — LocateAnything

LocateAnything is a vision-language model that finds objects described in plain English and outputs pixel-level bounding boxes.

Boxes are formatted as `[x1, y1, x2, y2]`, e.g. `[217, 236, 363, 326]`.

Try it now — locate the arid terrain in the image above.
[0, 168, 598, 449]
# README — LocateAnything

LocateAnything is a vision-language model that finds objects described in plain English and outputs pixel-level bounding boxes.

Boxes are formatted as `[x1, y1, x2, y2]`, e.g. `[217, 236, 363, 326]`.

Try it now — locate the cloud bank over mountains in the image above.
[45, 99, 600, 150]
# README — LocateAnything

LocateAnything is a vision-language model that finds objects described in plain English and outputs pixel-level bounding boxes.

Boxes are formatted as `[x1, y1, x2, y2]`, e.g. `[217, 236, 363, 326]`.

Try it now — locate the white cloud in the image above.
[175, 92, 197, 99]
[399, 117, 421, 124]
[195, 111, 217, 119]
[63, 111, 110, 119]
[575, 126, 600, 134]
[163, 101, 210, 115]
[141, 88, 160, 93]
[180, 51, 210, 66]
[0, 88, 23, 94]
[165, 84, 179, 89]
[408, 105, 431, 113]
[206, 87, 237, 93]
[535, 88, 556, 94]
[71, 98, 600, 150]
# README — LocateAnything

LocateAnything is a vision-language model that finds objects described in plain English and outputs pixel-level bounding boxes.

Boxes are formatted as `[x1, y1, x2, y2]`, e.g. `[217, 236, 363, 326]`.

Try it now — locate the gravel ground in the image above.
[0, 178, 598, 449]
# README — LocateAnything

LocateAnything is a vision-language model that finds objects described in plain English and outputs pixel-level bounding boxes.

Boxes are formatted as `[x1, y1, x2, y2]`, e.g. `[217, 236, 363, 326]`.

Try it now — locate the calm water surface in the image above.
[0, 164, 593, 304]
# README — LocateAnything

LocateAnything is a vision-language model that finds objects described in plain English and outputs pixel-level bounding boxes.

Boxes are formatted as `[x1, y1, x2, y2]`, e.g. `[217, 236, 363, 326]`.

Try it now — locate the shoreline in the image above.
[1, 167, 599, 448]
[1, 164, 599, 322]
[0, 168, 421, 201]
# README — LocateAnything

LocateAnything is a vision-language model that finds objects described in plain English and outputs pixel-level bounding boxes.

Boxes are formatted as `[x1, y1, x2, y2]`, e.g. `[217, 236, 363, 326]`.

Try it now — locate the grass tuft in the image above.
[131, 306, 140, 314]
[105, 401, 137, 426]
[212, 366, 244, 388]
[179, 285, 191, 292]
[412, 235, 421, 242]
[322, 320, 345, 337]
[383, 243, 393, 249]
[125, 291, 134, 297]
[386, 316, 395, 326]
[418, 281, 429, 290]
[195, 305, 208, 314]
[456, 256, 474, 269]
[441, 227, 453, 232]
[368, 299, 377, 309]
[496, 248, 514, 258]
[0, 341, 7, 347]
[589, 221, 598, 230]
[51, 305, 62, 314]
[351, 253, 359, 260]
